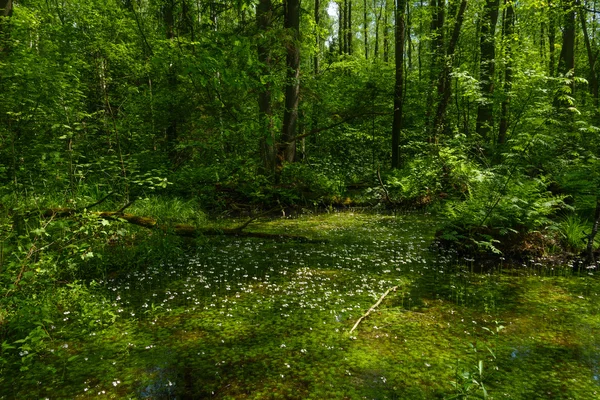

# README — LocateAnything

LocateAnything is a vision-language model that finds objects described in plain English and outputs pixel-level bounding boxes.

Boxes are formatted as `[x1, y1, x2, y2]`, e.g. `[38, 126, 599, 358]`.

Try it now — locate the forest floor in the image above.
[2, 211, 600, 399]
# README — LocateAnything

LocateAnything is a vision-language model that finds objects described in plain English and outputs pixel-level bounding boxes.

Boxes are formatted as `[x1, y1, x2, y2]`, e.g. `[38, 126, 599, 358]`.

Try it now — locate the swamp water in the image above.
[3, 212, 600, 399]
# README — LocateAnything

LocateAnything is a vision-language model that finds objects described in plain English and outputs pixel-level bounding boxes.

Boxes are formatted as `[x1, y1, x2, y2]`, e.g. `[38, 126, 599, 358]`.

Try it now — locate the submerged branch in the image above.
[349, 286, 398, 334]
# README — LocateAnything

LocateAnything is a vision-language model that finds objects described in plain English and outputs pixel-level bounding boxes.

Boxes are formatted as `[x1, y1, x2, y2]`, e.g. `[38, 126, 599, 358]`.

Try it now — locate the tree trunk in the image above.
[375, 0, 382, 58]
[579, 4, 598, 111]
[163, 0, 179, 164]
[257, 0, 276, 172]
[498, 0, 514, 145]
[280, 0, 301, 165]
[548, 0, 556, 77]
[392, 0, 407, 169]
[586, 197, 600, 265]
[343, 0, 348, 53]
[425, 0, 445, 135]
[406, 1, 412, 69]
[364, 0, 368, 59]
[383, 0, 390, 62]
[315, 0, 320, 74]
[432, 0, 468, 139]
[348, 0, 353, 54]
[475, 0, 500, 143]
[557, 0, 575, 77]
[339, 1, 344, 54]
[0, 0, 12, 53]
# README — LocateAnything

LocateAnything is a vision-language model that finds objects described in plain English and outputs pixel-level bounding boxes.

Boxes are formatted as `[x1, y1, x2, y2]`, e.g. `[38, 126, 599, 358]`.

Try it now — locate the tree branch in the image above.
[349, 286, 398, 334]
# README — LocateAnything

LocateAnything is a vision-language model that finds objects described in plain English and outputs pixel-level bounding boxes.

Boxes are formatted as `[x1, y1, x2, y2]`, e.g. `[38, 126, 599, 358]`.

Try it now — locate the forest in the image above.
[1, 0, 600, 398]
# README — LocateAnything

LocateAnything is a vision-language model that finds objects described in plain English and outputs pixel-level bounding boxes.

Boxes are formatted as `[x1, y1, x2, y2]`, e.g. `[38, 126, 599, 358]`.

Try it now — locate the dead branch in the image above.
[116, 199, 137, 214]
[233, 206, 281, 232]
[287, 111, 392, 144]
[377, 168, 396, 206]
[84, 192, 114, 210]
[349, 286, 398, 334]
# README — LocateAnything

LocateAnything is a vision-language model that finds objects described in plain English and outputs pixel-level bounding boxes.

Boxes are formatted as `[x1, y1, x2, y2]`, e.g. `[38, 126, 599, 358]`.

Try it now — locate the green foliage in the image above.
[447, 173, 564, 233]
[129, 196, 206, 226]
[553, 214, 599, 253]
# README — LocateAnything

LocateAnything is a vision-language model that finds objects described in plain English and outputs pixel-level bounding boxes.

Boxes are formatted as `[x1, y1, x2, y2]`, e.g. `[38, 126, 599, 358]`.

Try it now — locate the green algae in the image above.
[2, 211, 600, 399]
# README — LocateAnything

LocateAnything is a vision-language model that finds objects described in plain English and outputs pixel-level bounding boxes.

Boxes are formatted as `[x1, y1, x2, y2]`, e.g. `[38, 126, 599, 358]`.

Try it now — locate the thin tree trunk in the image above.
[418, 0, 424, 81]
[364, 0, 368, 58]
[406, 0, 412, 69]
[343, 0, 348, 53]
[425, 0, 445, 135]
[549, 0, 556, 76]
[392, 0, 407, 169]
[164, 0, 179, 164]
[383, 0, 390, 62]
[257, 0, 275, 172]
[315, 0, 320, 73]
[375, 0, 381, 58]
[586, 197, 600, 265]
[339, 1, 344, 54]
[280, 0, 301, 165]
[475, 0, 500, 143]
[580, 3, 599, 110]
[0, 0, 12, 54]
[498, 0, 514, 145]
[348, 0, 353, 54]
[432, 0, 468, 139]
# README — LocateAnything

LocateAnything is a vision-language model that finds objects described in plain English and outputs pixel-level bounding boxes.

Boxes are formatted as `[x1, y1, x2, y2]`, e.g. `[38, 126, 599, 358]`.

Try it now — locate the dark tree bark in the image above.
[164, 0, 179, 164]
[315, 0, 320, 73]
[348, 0, 353, 54]
[406, 1, 412, 69]
[557, 0, 575, 77]
[280, 0, 301, 164]
[579, 3, 598, 110]
[432, 0, 468, 139]
[364, 0, 369, 59]
[392, 0, 407, 169]
[498, 0, 515, 145]
[425, 0, 446, 133]
[548, 0, 556, 76]
[257, 0, 275, 172]
[339, 1, 344, 54]
[0, 0, 11, 16]
[383, 0, 390, 62]
[0, 0, 12, 53]
[586, 197, 600, 265]
[375, 0, 383, 58]
[475, 0, 500, 143]
[343, 0, 348, 53]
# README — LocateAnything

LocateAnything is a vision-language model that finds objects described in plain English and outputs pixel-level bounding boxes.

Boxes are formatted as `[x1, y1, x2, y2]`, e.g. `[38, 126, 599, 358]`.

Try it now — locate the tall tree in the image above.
[364, 0, 369, 58]
[374, 0, 383, 58]
[315, 0, 321, 73]
[392, 0, 407, 168]
[164, 0, 179, 164]
[425, 0, 446, 132]
[257, 0, 275, 171]
[557, 0, 575, 77]
[498, 0, 515, 145]
[432, 0, 468, 139]
[580, 1, 598, 111]
[475, 0, 500, 143]
[280, 0, 301, 164]
[0, 0, 12, 53]
[347, 0, 353, 54]
[548, 0, 557, 76]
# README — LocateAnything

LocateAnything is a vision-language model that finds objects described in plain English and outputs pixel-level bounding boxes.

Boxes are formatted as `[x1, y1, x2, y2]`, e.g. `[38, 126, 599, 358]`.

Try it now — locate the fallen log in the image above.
[37, 208, 323, 243]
